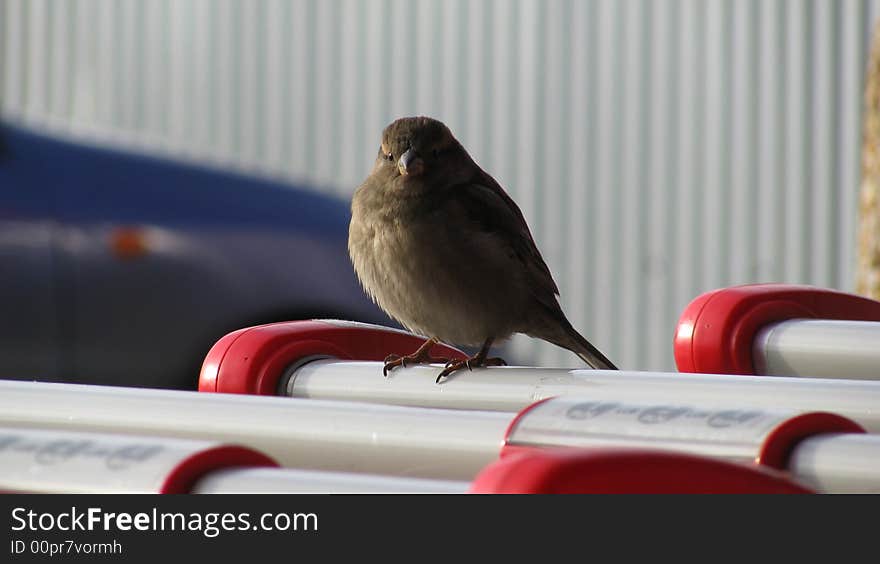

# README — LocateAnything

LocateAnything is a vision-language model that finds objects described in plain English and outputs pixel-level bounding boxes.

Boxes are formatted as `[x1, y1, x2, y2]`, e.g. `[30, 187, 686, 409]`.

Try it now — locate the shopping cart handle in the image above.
[674, 284, 880, 374]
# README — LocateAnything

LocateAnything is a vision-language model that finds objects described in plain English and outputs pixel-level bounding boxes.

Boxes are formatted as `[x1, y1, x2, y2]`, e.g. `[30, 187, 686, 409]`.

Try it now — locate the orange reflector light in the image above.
[111, 227, 149, 259]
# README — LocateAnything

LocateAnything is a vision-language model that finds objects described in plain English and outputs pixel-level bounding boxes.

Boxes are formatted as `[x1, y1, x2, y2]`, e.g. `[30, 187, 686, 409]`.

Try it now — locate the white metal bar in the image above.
[506, 397, 813, 464]
[289, 359, 880, 430]
[0, 426, 267, 494]
[754, 319, 880, 380]
[2, 380, 877, 492]
[505, 397, 880, 494]
[0, 380, 509, 481]
[788, 433, 880, 494]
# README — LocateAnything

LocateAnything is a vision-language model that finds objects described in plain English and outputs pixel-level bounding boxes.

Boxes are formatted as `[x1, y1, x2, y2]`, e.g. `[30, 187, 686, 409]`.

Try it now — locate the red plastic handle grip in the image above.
[199, 320, 467, 395]
[674, 284, 880, 374]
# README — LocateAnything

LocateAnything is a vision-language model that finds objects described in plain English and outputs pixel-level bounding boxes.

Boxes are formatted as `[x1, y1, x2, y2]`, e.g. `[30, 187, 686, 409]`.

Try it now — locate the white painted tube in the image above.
[0, 423, 811, 494]
[192, 467, 468, 494]
[287, 359, 880, 431]
[504, 397, 879, 494]
[2, 380, 877, 492]
[502, 397, 842, 465]
[0, 380, 509, 481]
[787, 434, 880, 494]
[0, 427, 275, 493]
[754, 319, 880, 380]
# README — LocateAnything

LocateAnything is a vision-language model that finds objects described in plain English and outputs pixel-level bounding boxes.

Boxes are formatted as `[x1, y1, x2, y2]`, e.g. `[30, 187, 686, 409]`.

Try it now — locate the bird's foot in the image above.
[383, 338, 450, 376]
[436, 355, 506, 383]
[383, 352, 452, 376]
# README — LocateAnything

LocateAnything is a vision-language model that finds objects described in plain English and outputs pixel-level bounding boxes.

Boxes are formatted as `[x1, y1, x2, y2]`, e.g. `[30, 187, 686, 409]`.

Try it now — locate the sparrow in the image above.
[348, 116, 617, 382]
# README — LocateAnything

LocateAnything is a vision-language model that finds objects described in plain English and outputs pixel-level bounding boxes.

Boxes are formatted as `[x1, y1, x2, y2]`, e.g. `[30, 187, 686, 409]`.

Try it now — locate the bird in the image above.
[348, 116, 617, 382]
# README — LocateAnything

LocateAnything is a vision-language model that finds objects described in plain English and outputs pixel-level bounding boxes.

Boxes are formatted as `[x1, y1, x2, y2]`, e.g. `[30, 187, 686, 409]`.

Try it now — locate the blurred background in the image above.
[2, 0, 880, 383]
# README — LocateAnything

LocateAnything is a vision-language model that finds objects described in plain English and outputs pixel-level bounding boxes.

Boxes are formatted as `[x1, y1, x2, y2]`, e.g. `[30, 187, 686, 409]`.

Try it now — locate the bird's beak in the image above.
[398, 148, 425, 177]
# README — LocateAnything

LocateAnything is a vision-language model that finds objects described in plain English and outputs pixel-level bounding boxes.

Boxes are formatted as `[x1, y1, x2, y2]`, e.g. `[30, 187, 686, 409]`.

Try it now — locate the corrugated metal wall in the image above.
[3, 0, 878, 370]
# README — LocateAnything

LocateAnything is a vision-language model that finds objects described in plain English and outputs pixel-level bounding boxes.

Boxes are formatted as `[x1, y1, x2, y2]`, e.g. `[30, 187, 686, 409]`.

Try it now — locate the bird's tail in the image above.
[572, 340, 618, 370]
[536, 315, 618, 370]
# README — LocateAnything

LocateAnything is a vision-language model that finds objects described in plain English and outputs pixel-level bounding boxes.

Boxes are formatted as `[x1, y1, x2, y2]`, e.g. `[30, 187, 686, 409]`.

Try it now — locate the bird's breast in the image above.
[349, 206, 527, 345]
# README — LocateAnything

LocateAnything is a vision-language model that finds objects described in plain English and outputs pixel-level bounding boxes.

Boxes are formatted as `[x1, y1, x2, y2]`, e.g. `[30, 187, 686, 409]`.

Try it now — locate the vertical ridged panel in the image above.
[2, 0, 877, 370]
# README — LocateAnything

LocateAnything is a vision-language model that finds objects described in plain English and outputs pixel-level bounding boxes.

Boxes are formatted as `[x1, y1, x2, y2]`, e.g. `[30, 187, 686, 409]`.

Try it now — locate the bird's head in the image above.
[375, 116, 470, 186]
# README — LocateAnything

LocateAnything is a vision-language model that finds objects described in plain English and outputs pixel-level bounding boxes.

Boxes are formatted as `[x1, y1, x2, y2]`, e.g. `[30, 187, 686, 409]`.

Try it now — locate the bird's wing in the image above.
[436, 170, 560, 298]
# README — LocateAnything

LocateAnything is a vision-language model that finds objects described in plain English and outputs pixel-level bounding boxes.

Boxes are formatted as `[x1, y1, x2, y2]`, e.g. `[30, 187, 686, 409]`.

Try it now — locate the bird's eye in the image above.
[385, 152, 394, 161]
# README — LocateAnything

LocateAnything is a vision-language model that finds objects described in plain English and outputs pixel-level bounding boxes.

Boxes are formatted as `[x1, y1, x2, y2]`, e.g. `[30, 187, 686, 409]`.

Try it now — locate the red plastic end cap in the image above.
[502, 397, 556, 449]
[674, 284, 880, 374]
[160, 446, 278, 494]
[470, 448, 815, 494]
[758, 412, 865, 469]
[198, 320, 467, 395]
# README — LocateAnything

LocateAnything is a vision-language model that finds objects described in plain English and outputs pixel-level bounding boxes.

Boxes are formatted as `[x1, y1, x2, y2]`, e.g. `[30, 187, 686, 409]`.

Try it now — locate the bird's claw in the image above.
[383, 348, 452, 377]
[435, 356, 507, 383]
[436, 360, 468, 383]
[383, 354, 406, 377]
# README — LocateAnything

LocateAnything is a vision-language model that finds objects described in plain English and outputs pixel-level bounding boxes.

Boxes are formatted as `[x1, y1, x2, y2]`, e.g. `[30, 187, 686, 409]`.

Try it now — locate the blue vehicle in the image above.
[0, 122, 387, 390]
